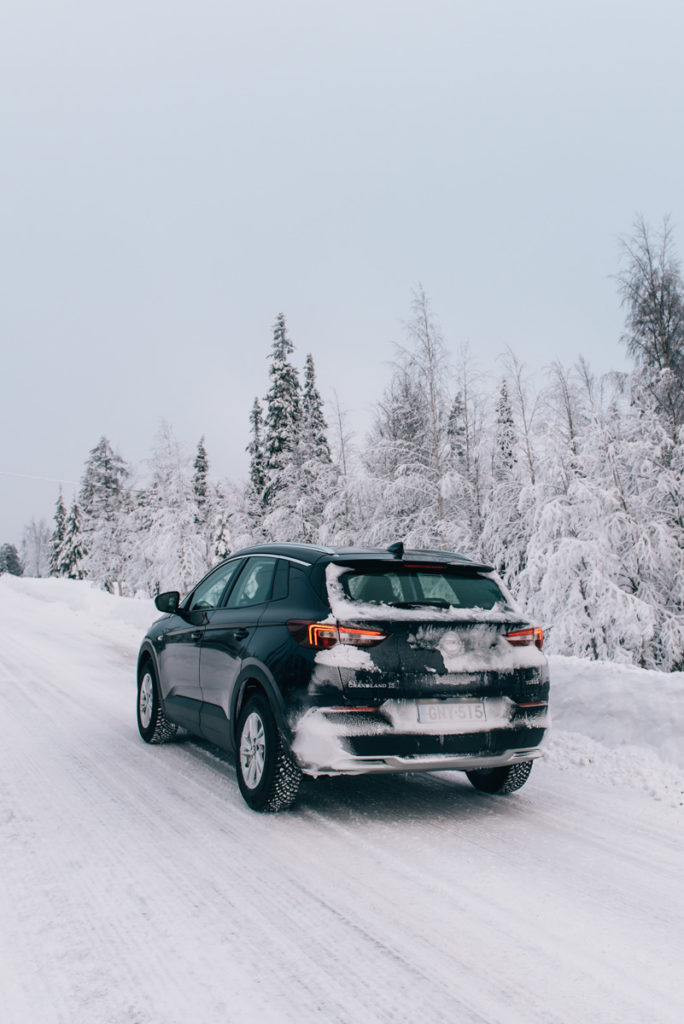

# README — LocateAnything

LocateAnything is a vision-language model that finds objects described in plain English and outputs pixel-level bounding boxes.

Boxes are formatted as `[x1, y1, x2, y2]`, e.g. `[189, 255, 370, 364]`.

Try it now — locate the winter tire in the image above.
[466, 759, 533, 794]
[137, 662, 178, 744]
[236, 695, 302, 812]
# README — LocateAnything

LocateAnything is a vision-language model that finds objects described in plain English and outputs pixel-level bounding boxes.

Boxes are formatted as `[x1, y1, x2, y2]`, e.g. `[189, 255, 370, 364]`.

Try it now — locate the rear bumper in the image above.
[300, 746, 544, 777]
[290, 704, 548, 778]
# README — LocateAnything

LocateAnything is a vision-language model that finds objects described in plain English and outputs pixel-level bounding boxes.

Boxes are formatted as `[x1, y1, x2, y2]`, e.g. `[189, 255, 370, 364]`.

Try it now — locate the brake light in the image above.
[287, 620, 390, 649]
[404, 564, 446, 569]
[505, 627, 543, 651]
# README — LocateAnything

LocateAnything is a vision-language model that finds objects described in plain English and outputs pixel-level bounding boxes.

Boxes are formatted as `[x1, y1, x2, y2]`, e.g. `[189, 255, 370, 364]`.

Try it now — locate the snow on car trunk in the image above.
[323, 561, 547, 692]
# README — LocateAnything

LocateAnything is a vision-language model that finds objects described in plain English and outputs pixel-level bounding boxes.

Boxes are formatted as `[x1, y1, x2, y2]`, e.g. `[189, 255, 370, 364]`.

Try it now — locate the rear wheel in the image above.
[466, 760, 533, 794]
[137, 662, 177, 743]
[236, 695, 302, 812]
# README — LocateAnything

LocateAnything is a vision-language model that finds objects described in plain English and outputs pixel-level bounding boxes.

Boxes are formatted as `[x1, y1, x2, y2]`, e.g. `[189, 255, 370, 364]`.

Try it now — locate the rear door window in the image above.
[225, 556, 277, 609]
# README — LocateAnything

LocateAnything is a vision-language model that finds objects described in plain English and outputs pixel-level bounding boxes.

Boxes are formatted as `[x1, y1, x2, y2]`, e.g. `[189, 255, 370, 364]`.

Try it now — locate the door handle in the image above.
[190, 630, 203, 640]
[231, 628, 249, 640]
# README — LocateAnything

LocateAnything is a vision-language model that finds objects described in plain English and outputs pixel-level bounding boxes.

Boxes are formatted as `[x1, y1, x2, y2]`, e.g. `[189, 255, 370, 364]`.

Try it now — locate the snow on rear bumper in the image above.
[290, 702, 548, 778]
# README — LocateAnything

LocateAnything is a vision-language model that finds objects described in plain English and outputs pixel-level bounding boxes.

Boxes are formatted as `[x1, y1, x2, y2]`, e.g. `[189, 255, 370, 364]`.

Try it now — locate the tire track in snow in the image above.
[268, 772, 684, 1024]
[4, 672, 683, 1024]
[2, 677, 480, 1023]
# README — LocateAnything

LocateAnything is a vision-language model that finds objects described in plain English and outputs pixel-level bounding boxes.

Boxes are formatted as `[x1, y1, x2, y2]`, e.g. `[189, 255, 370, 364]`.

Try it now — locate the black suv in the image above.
[136, 543, 549, 811]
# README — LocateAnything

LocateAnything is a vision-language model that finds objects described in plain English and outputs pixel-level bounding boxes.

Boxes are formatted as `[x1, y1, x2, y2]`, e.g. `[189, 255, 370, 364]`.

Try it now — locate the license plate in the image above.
[416, 700, 487, 724]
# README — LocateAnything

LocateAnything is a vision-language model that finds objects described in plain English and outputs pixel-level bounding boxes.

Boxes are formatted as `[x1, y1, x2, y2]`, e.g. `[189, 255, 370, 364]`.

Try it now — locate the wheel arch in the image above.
[231, 661, 289, 748]
[137, 641, 161, 684]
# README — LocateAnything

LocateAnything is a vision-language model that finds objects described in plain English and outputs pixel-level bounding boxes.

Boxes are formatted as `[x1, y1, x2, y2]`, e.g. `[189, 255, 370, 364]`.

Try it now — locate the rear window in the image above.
[336, 566, 506, 610]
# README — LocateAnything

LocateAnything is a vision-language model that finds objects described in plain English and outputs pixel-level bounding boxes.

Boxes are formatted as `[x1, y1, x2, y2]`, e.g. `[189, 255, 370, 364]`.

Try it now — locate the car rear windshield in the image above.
[335, 565, 506, 610]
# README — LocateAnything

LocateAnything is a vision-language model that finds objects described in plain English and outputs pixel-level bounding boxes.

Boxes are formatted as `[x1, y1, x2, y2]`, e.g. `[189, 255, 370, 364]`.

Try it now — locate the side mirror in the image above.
[154, 591, 180, 614]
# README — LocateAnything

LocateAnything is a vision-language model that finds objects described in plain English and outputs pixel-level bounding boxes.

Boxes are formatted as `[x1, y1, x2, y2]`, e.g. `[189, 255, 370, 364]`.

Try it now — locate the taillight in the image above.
[287, 620, 390, 649]
[505, 627, 543, 651]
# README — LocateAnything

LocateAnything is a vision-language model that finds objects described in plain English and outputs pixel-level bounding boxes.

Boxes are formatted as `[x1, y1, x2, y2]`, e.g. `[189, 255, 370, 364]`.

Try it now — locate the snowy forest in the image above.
[7, 218, 684, 671]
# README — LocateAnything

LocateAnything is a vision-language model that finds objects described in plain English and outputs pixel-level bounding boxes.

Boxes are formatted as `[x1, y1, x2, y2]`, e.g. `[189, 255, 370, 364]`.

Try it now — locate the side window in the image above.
[271, 558, 290, 602]
[188, 560, 243, 612]
[225, 556, 277, 609]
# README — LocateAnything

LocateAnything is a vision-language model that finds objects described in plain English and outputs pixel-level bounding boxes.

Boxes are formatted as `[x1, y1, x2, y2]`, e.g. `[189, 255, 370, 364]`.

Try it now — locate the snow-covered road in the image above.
[2, 577, 683, 1024]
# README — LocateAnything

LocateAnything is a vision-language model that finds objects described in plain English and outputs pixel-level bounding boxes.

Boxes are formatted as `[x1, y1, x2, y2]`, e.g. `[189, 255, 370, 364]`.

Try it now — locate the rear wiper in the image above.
[389, 599, 450, 609]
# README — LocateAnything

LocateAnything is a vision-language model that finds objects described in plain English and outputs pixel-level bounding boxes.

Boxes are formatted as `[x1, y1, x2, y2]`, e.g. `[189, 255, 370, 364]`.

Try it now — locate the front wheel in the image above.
[236, 695, 302, 812]
[137, 662, 177, 744]
[466, 760, 533, 794]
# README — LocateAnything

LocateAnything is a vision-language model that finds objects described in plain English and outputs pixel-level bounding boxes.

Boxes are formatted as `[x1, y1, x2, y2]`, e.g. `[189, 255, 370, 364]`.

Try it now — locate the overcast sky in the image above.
[2, 0, 684, 545]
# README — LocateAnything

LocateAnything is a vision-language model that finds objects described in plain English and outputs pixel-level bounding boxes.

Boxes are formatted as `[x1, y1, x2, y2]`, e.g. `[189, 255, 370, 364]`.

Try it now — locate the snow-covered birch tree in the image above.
[22, 518, 52, 577]
[132, 425, 211, 595]
[617, 215, 684, 437]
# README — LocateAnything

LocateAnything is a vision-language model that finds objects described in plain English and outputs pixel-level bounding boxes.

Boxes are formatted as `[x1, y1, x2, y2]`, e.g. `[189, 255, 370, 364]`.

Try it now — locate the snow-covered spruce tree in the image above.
[212, 481, 237, 560]
[446, 391, 467, 468]
[262, 313, 301, 509]
[247, 399, 267, 504]
[59, 501, 85, 580]
[301, 353, 331, 464]
[78, 436, 130, 592]
[0, 542, 23, 576]
[493, 379, 517, 477]
[480, 379, 526, 585]
[617, 215, 684, 436]
[193, 437, 210, 526]
[263, 352, 336, 543]
[49, 490, 67, 576]
[244, 398, 269, 541]
[191, 436, 222, 563]
[284, 353, 336, 541]
[480, 352, 542, 593]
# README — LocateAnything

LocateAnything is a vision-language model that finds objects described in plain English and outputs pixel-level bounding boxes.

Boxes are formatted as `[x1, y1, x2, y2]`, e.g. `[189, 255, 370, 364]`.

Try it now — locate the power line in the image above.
[0, 471, 78, 485]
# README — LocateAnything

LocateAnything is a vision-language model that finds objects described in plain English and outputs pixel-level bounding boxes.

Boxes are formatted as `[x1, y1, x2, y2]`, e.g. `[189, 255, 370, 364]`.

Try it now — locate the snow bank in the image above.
[0, 576, 155, 690]
[1, 575, 155, 632]
[543, 731, 684, 807]
[549, 654, 684, 768]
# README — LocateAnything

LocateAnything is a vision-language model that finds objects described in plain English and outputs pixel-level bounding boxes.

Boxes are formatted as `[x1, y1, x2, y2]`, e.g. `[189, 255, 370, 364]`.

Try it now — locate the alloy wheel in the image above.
[240, 712, 266, 789]
[139, 672, 154, 729]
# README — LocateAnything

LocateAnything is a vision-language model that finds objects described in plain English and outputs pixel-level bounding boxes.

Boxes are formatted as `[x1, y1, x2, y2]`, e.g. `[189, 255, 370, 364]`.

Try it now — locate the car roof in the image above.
[232, 542, 493, 572]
